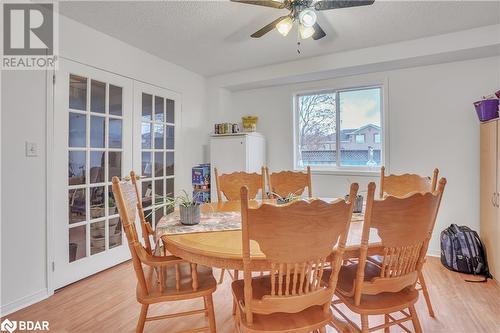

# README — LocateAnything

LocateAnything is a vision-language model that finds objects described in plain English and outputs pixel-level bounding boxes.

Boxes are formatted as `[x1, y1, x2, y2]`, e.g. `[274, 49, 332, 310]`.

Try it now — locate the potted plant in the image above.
[272, 192, 301, 205]
[177, 191, 201, 225]
[146, 191, 202, 226]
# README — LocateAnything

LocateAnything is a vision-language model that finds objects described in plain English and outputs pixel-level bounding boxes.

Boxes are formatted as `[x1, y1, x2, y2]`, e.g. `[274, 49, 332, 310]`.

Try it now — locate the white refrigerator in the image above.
[209, 132, 266, 202]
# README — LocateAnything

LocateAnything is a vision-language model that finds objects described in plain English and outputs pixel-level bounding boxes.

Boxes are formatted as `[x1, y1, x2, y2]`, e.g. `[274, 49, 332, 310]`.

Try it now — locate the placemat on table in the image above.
[156, 211, 241, 236]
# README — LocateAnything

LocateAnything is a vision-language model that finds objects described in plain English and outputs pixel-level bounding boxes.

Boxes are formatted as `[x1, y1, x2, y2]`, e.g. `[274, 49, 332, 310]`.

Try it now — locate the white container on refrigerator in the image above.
[210, 132, 266, 202]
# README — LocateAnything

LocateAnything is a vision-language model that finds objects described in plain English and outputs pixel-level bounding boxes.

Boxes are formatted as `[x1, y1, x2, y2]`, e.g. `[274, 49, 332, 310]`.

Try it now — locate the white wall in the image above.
[213, 56, 500, 255]
[1, 15, 209, 314]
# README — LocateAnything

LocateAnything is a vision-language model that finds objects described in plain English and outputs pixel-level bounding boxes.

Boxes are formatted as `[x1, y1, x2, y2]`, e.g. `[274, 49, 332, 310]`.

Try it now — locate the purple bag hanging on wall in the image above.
[474, 99, 499, 122]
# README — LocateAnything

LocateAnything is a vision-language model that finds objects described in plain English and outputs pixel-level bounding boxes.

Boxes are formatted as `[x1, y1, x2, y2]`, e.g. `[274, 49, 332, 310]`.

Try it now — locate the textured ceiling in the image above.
[59, 1, 500, 76]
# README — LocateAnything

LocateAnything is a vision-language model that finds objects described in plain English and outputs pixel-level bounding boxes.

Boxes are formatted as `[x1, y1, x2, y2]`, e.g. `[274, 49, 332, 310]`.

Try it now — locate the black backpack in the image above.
[440, 224, 492, 282]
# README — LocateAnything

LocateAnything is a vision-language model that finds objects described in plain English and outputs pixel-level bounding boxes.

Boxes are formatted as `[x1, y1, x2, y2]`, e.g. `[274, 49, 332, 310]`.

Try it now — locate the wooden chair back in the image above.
[214, 167, 266, 201]
[353, 179, 446, 305]
[130, 171, 154, 255]
[379, 166, 439, 198]
[239, 183, 359, 324]
[266, 166, 312, 199]
[112, 175, 150, 296]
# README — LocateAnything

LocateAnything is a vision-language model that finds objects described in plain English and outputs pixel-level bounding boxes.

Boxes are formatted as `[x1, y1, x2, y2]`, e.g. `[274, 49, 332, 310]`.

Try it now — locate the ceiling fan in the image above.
[231, 0, 375, 40]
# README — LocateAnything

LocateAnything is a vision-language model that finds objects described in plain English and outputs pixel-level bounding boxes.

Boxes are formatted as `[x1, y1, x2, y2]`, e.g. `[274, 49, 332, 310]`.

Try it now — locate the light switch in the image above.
[25, 142, 38, 157]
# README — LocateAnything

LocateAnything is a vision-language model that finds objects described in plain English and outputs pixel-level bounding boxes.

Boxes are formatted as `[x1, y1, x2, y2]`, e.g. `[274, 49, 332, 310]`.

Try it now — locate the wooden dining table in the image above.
[158, 199, 383, 271]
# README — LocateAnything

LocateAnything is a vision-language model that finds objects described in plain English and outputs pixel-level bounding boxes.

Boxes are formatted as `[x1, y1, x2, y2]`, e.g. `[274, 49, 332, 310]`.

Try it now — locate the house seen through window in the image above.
[295, 87, 383, 170]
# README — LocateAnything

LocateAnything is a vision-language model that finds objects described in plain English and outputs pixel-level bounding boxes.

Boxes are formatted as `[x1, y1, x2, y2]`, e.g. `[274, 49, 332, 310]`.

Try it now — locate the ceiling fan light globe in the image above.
[299, 9, 317, 27]
[299, 24, 315, 39]
[276, 17, 293, 36]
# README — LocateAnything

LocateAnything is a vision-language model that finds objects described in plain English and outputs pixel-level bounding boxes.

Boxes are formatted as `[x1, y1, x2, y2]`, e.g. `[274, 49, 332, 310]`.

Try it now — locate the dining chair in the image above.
[214, 167, 266, 285]
[265, 166, 312, 199]
[232, 183, 359, 333]
[330, 179, 446, 333]
[112, 175, 217, 333]
[379, 166, 439, 198]
[214, 167, 266, 202]
[129, 171, 156, 255]
[378, 166, 440, 317]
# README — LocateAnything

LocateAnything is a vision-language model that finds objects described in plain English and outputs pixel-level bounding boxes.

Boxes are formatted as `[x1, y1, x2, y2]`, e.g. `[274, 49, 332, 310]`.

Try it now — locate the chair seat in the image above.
[232, 276, 332, 333]
[324, 262, 419, 315]
[137, 262, 216, 304]
[323, 261, 382, 296]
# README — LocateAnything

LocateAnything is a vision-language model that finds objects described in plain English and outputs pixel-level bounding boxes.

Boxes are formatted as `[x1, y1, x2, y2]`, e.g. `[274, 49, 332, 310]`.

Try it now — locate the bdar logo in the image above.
[0, 319, 17, 333]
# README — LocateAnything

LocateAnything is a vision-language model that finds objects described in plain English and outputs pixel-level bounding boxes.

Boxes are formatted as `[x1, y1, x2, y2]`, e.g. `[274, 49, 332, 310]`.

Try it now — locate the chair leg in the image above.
[136, 304, 148, 333]
[218, 269, 225, 284]
[409, 305, 423, 333]
[205, 295, 217, 333]
[418, 271, 435, 318]
[384, 314, 390, 333]
[360, 314, 369, 333]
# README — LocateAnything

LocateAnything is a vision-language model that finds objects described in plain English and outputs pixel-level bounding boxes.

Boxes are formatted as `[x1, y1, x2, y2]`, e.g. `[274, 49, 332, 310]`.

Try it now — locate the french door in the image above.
[133, 81, 180, 234]
[53, 60, 181, 289]
[53, 60, 133, 288]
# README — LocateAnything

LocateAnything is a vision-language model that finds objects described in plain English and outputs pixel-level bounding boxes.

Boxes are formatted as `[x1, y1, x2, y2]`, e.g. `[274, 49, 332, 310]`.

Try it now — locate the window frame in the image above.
[293, 84, 388, 175]
[355, 134, 366, 144]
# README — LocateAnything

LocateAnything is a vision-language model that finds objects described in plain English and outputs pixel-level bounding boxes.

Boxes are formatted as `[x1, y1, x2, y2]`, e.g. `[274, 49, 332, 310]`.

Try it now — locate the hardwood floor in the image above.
[3, 257, 500, 332]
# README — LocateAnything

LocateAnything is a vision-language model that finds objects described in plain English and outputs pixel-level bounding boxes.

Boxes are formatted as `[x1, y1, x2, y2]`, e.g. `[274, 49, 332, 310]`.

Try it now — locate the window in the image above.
[295, 86, 383, 171]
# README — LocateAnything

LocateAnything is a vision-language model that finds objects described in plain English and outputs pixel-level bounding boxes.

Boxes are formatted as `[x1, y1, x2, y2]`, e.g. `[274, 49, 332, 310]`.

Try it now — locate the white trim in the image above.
[292, 79, 390, 174]
[0, 289, 49, 316]
[46, 67, 55, 297]
[427, 249, 441, 258]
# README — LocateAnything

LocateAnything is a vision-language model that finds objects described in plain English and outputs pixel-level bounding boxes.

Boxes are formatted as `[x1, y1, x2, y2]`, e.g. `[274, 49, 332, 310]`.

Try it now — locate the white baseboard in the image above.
[0, 289, 48, 317]
[427, 249, 441, 258]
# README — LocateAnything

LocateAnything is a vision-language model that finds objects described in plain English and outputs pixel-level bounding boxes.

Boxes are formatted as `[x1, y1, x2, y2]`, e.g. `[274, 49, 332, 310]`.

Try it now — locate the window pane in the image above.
[297, 93, 336, 167]
[90, 116, 105, 148]
[68, 151, 85, 185]
[141, 122, 151, 149]
[142, 181, 152, 208]
[109, 119, 122, 148]
[69, 75, 87, 111]
[155, 179, 164, 202]
[142, 93, 152, 121]
[155, 96, 164, 122]
[154, 124, 164, 149]
[69, 188, 86, 224]
[166, 152, 174, 176]
[154, 152, 164, 177]
[90, 221, 105, 255]
[166, 178, 174, 198]
[109, 218, 122, 248]
[69, 113, 86, 147]
[69, 225, 86, 262]
[166, 125, 174, 149]
[90, 151, 105, 183]
[91, 80, 105, 113]
[108, 185, 117, 216]
[339, 88, 381, 167]
[90, 186, 105, 219]
[109, 85, 122, 116]
[108, 152, 121, 181]
[142, 152, 152, 178]
[166, 99, 175, 123]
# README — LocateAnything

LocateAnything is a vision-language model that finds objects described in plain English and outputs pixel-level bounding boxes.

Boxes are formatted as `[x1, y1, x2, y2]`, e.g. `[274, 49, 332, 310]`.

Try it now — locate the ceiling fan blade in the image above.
[312, 22, 326, 40]
[231, 0, 287, 9]
[314, 0, 375, 11]
[251, 15, 289, 38]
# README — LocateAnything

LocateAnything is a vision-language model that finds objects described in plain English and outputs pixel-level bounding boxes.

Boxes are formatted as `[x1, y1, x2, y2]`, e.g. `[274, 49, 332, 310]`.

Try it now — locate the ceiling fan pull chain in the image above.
[297, 28, 301, 55]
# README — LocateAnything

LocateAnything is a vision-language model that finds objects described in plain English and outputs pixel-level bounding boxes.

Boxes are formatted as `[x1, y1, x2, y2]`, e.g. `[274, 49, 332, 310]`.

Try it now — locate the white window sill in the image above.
[296, 168, 381, 177]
